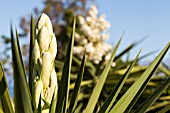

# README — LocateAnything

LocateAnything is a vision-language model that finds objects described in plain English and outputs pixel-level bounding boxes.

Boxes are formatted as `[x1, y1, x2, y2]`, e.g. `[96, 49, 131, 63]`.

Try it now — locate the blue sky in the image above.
[0, 0, 170, 62]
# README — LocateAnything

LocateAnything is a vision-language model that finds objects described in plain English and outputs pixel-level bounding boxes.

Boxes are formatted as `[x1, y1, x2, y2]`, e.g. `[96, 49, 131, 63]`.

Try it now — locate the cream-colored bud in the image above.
[42, 52, 52, 89]
[33, 13, 58, 111]
[37, 13, 53, 34]
[32, 39, 40, 64]
[48, 34, 57, 60]
[37, 13, 47, 30]
[45, 16, 53, 34]
[35, 80, 43, 108]
[45, 69, 58, 103]
[38, 26, 51, 54]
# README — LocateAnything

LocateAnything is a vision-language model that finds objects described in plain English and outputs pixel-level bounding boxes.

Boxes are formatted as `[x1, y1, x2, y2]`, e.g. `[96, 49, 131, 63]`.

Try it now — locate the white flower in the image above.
[74, 5, 112, 64]
[89, 5, 98, 16]
[73, 46, 84, 54]
[86, 16, 93, 25]
[85, 43, 95, 53]
[102, 33, 110, 40]
[78, 15, 86, 25]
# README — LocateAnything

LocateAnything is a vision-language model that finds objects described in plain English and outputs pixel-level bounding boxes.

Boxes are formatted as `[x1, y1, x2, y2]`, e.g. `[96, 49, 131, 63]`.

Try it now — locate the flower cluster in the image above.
[32, 13, 58, 111]
[73, 5, 113, 64]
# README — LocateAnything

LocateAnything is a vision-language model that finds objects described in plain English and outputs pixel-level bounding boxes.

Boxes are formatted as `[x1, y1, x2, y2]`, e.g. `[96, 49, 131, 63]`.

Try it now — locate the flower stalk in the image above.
[32, 13, 58, 111]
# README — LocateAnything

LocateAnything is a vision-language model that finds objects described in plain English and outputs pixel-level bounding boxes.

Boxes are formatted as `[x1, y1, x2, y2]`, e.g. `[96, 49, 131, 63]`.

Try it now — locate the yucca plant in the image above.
[0, 13, 170, 113]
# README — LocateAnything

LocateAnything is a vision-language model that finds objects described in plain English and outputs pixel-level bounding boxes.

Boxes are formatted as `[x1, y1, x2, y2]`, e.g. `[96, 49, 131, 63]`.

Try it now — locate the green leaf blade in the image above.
[11, 26, 33, 113]
[98, 50, 141, 113]
[157, 104, 170, 113]
[110, 42, 170, 113]
[84, 37, 122, 113]
[29, 15, 35, 102]
[55, 17, 76, 113]
[0, 62, 14, 113]
[49, 89, 57, 113]
[135, 77, 170, 113]
[68, 54, 86, 113]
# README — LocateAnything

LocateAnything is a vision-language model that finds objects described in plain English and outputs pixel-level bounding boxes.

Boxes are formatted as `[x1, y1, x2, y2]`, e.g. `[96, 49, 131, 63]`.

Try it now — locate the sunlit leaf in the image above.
[135, 77, 170, 113]
[84, 37, 122, 113]
[0, 62, 14, 113]
[55, 17, 76, 113]
[110, 42, 170, 113]
[11, 26, 33, 113]
[98, 50, 141, 113]
[68, 54, 86, 113]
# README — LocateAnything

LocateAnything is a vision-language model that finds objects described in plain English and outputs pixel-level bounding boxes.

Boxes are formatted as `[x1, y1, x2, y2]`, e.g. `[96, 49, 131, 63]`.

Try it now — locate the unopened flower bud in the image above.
[38, 26, 51, 54]
[37, 13, 46, 30]
[33, 13, 58, 110]
[45, 15, 53, 34]
[48, 34, 57, 60]
[35, 80, 43, 108]
[32, 39, 40, 64]
[42, 52, 52, 89]
[45, 69, 58, 103]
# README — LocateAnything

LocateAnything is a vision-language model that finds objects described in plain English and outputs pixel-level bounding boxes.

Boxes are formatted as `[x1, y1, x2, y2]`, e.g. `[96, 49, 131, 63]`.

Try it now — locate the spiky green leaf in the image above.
[135, 77, 170, 113]
[110, 42, 170, 113]
[55, 17, 76, 113]
[84, 37, 122, 113]
[29, 15, 35, 101]
[68, 54, 86, 113]
[98, 50, 141, 113]
[11, 26, 33, 113]
[0, 62, 14, 113]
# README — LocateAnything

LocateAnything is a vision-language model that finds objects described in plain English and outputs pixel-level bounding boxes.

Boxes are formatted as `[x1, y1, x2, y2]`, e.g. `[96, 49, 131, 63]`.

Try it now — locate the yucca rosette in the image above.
[32, 13, 58, 111]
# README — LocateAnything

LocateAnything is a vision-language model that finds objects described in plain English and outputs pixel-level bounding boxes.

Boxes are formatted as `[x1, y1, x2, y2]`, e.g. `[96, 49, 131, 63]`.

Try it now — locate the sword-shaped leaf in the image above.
[110, 42, 170, 113]
[0, 62, 14, 113]
[55, 17, 76, 113]
[11, 26, 33, 113]
[98, 50, 141, 113]
[134, 77, 170, 113]
[84, 37, 122, 113]
[29, 15, 35, 101]
[68, 54, 86, 113]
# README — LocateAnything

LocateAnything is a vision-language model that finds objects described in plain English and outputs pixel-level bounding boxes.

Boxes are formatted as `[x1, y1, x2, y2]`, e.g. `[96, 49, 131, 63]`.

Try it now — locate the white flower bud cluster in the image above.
[32, 13, 58, 109]
[73, 5, 113, 64]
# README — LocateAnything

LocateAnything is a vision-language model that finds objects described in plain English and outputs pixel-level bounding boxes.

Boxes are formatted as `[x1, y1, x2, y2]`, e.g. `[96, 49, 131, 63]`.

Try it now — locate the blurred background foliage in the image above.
[1, 0, 170, 112]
